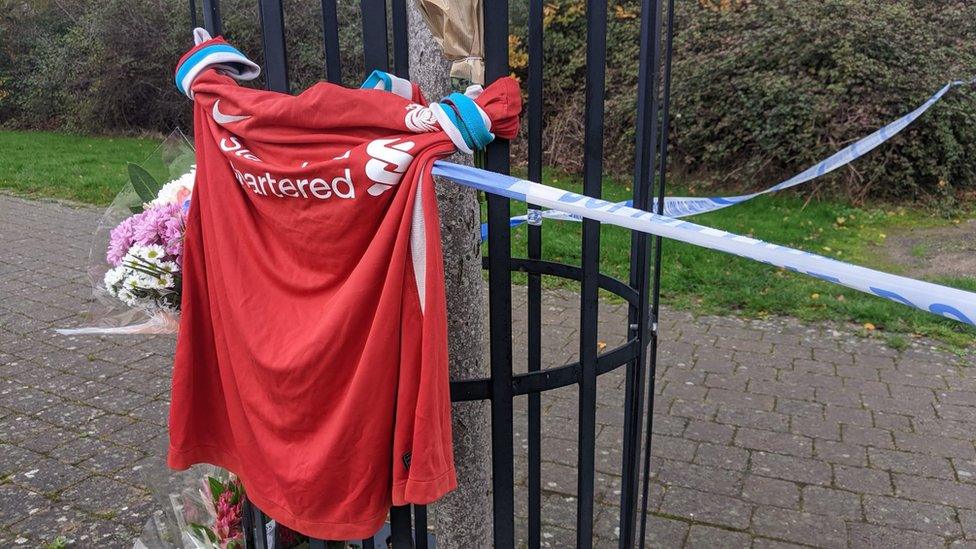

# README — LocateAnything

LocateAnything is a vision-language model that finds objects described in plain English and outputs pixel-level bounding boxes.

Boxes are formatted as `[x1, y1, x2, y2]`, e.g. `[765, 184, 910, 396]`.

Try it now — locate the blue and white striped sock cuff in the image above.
[361, 70, 414, 100]
[175, 32, 260, 99]
[429, 88, 493, 154]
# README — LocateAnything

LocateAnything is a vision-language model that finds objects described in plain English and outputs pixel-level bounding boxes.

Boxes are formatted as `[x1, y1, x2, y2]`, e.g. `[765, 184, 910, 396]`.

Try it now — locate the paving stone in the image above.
[834, 465, 893, 495]
[871, 412, 913, 433]
[694, 443, 749, 471]
[650, 434, 697, 462]
[894, 432, 976, 459]
[716, 407, 789, 432]
[790, 416, 840, 441]
[959, 509, 976, 540]
[734, 428, 812, 458]
[751, 452, 831, 486]
[683, 420, 735, 445]
[59, 475, 147, 515]
[0, 484, 46, 528]
[841, 424, 894, 449]
[867, 448, 955, 479]
[893, 473, 976, 509]
[814, 439, 867, 467]
[653, 459, 743, 497]
[824, 405, 873, 427]
[75, 442, 148, 475]
[847, 522, 947, 549]
[751, 507, 846, 549]
[801, 486, 862, 520]
[8, 457, 89, 495]
[862, 495, 961, 536]
[659, 487, 751, 530]
[751, 538, 807, 549]
[642, 514, 690, 547]
[0, 443, 46, 477]
[685, 524, 750, 548]
[741, 475, 798, 509]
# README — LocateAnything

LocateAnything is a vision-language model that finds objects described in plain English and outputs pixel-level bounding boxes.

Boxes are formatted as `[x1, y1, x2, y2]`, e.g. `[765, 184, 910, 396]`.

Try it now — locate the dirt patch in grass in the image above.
[882, 219, 976, 279]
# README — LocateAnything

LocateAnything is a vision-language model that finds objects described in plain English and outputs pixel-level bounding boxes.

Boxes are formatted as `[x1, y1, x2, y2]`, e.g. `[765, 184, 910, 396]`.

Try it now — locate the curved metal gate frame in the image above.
[186, 0, 675, 546]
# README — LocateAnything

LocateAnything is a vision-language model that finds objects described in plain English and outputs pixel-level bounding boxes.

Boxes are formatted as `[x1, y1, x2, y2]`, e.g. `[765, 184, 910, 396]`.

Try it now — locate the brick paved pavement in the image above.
[2, 193, 976, 548]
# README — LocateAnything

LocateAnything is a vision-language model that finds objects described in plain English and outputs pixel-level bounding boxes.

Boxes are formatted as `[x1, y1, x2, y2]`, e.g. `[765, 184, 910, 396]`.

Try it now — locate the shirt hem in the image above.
[391, 468, 458, 507]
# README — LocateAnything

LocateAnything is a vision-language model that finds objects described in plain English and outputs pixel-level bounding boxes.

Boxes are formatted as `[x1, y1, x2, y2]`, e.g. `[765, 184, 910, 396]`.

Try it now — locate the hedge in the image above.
[3, 0, 975, 203]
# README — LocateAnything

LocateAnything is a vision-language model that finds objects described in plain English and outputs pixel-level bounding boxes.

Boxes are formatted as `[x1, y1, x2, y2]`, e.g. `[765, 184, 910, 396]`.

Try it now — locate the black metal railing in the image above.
[188, 0, 674, 546]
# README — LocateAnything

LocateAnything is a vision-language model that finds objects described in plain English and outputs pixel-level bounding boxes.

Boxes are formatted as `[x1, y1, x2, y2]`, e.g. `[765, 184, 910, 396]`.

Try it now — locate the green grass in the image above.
[483, 167, 976, 348]
[910, 243, 929, 258]
[1, 130, 973, 347]
[0, 130, 162, 204]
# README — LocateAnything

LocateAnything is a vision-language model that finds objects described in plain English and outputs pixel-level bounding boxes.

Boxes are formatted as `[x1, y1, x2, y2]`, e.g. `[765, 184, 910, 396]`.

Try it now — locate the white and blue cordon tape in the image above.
[433, 161, 976, 328]
[482, 78, 975, 235]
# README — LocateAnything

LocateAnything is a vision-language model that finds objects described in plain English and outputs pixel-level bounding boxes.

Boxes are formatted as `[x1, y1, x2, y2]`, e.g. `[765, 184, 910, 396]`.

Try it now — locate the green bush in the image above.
[3, 0, 976, 203]
[669, 0, 976, 203]
[508, 0, 976, 204]
[0, 0, 367, 135]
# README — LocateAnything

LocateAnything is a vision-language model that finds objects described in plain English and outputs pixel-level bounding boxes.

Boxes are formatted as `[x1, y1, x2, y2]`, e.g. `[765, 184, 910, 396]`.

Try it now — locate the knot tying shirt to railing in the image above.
[361, 69, 506, 154]
[174, 29, 259, 99]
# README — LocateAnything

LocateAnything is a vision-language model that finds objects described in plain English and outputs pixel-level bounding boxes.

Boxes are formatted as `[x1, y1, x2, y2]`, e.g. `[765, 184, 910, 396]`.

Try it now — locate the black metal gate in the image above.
[186, 0, 674, 546]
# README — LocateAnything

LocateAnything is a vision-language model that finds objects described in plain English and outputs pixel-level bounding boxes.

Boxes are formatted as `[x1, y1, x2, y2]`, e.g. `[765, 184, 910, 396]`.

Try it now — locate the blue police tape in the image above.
[481, 78, 974, 233]
[433, 161, 976, 327]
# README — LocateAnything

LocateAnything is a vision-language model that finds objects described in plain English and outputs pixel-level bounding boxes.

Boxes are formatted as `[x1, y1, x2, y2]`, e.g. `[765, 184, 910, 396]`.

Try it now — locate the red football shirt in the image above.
[167, 39, 520, 539]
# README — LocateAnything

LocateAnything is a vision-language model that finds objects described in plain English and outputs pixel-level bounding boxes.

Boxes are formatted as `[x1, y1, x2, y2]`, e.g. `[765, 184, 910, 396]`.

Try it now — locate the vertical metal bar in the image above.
[484, 0, 514, 546]
[390, 0, 410, 78]
[360, 0, 389, 72]
[201, 0, 221, 35]
[526, 0, 544, 545]
[623, 0, 665, 543]
[258, 0, 290, 93]
[390, 505, 413, 548]
[576, 0, 607, 545]
[638, 1, 674, 546]
[251, 509, 268, 549]
[414, 504, 428, 549]
[241, 497, 256, 547]
[188, 0, 198, 29]
[320, 0, 342, 83]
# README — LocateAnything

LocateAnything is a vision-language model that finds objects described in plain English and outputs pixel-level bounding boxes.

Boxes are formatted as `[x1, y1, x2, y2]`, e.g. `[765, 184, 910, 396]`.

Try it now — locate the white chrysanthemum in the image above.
[129, 244, 166, 263]
[158, 273, 175, 289]
[115, 286, 136, 306]
[151, 167, 196, 206]
[154, 260, 177, 274]
[103, 266, 125, 290]
[132, 272, 158, 290]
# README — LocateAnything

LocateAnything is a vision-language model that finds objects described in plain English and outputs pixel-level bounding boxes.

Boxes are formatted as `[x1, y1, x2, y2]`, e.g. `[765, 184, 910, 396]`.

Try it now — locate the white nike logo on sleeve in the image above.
[212, 100, 251, 125]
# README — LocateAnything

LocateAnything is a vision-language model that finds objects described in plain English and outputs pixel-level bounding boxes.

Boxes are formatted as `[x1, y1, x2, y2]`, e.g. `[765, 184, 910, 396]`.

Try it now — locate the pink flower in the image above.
[107, 217, 136, 266]
[214, 488, 243, 548]
[106, 203, 185, 267]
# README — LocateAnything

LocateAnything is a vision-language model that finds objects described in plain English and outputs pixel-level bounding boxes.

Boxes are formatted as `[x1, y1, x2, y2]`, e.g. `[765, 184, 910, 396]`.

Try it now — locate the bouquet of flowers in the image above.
[134, 464, 247, 549]
[187, 475, 245, 548]
[102, 169, 192, 313]
[133, 459, 323, 549]
[59, 130, 195, 335]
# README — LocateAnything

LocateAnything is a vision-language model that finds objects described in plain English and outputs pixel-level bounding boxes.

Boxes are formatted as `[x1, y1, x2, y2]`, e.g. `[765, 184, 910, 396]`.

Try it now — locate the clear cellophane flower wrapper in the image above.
[133, 450, 245, 549]
[58, 129, 196, 335]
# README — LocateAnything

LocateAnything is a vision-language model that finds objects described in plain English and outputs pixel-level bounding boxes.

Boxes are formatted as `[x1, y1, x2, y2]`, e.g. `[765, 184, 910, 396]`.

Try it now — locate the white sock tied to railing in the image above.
[433, 161, 976, 328]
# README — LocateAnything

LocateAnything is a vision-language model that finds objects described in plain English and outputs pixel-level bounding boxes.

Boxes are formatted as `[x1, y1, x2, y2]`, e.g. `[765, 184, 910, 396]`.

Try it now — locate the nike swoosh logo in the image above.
[212, 100, 251, 125]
